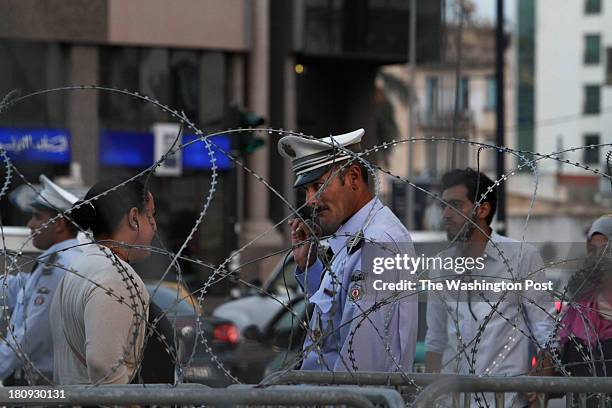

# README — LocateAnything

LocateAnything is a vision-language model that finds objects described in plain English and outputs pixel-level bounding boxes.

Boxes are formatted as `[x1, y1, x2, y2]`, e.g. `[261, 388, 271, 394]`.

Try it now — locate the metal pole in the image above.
[413, 376, 612, 408]
[450, 1, 465, 169]
[406, 0, 417, 230]
[496, 0, 507, 236]
[0, 385, 377, 408]
[234, 385, 405, 408]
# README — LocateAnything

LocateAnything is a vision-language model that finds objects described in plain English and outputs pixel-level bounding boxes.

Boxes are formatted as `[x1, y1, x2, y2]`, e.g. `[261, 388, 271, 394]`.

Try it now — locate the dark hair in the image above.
[441, 168, 497, 225]
[71, 177, 149, 237]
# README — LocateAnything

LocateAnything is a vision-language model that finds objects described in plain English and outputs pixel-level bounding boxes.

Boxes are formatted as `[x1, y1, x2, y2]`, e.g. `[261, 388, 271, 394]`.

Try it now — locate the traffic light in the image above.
[240, 133, 264, 154]
[224, 105, 266, 155]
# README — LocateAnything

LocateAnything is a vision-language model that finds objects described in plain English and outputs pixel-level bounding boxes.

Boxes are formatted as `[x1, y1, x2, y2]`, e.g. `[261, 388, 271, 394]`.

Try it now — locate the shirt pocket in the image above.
[310, 289, 334, 314]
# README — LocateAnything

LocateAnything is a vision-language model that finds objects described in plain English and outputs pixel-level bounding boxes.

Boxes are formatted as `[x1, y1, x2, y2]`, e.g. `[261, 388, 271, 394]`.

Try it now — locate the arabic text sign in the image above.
[0, 128, 70, 164]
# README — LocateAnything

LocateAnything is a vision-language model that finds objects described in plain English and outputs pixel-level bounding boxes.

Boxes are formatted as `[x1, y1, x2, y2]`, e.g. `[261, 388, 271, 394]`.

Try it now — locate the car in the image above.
[213, 251, 301, 335]
[144, 280, 241, 386]
[235, 295, 311, 382]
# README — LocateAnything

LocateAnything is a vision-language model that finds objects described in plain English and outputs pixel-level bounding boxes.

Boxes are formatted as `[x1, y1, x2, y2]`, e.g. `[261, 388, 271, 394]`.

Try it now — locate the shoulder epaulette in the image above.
[346, 231, 364, 255]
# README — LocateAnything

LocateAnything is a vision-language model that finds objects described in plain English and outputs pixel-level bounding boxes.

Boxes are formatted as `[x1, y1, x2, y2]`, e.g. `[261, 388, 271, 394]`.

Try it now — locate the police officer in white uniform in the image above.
[278, 129, 418, 372]
[0, 175, 82, 385]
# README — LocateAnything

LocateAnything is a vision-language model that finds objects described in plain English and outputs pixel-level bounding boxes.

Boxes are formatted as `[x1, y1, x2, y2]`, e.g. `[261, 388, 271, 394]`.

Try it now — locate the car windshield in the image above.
[270, 299, 307, 334]
[267, 258, 300, 296]
[146, 284, 199, 316]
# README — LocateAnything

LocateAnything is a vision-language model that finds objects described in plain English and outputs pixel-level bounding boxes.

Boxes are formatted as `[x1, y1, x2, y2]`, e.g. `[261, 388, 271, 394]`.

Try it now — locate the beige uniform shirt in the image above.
[50, 245, 149, 384]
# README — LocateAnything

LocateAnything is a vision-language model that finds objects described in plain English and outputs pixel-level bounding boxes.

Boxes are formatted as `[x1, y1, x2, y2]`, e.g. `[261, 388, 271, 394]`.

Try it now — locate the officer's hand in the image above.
[289, 217, 321, 272]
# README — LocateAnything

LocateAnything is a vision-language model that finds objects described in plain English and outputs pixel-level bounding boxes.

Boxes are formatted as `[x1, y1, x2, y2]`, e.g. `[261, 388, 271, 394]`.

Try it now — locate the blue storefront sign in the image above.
[100, 130, 153, 168]
[0, 128, 71, 164]
[0, 127, 232, 171]
[182, 134, 231, 170]
[100, 130, 232, 171]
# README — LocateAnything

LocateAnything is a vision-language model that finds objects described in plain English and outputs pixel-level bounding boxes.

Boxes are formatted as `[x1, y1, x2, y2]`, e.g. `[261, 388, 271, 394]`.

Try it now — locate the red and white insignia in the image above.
[34, 295, 45, 305]
[350, 284, 362, 302]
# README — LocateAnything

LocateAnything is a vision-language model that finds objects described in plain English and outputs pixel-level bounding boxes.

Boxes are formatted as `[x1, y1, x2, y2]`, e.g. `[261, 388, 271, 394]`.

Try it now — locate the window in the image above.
[607, 48, 612, 85]
[486, 77, 496, 111]
[583, 134, 600, 164]
[458, 76, 469, 111]
[426, 76, 439, 119]
[584, 85, 600, 114]
[585, 0, 601, 14]
[584, 34, 601, 64]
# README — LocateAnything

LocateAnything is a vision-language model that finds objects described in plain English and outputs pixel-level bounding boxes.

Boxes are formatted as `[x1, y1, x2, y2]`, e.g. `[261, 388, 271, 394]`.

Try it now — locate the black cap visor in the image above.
[29, 200, 59, 214]
[293, 165, 331, 189]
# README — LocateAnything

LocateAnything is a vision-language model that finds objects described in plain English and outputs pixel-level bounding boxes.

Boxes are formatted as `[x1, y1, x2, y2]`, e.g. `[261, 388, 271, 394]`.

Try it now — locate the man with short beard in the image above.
[278, 129, 417, 372]
[425, 168, 554, 407]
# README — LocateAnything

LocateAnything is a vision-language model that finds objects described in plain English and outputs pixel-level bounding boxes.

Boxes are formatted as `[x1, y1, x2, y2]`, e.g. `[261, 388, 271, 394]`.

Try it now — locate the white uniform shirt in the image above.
[0, 238, 81, 382]
[297, 197, 418, 371]
[425, 233, 554, 407]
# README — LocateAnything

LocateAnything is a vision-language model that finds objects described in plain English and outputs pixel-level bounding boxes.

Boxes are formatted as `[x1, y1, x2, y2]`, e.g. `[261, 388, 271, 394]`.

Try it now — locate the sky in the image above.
[471, 0, 516, 24]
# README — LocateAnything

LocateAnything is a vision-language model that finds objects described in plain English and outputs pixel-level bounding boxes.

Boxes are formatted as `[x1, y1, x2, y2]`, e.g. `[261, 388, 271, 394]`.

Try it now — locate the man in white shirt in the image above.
[425, 168, 555, 407]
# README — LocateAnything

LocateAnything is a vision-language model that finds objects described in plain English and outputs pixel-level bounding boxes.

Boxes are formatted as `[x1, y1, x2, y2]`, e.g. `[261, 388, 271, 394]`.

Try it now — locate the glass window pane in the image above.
[585, 0, 601, 14]
[458, 76, 469, 110]
[583, 134, 600, 164]
[584, 85, 600, 114]
[426, 76, 438, 117]
[584, 34, 601, 64]
[170, 50, 200, 123]
[486, 77, 496, 111]
[99, 47, 144, 131]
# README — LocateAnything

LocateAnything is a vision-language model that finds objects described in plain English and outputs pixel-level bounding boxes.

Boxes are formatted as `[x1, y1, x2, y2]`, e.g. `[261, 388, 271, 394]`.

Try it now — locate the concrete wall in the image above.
[0, 0, 107, 43]
[0, 0, 249, 51]
[107, 0, 249, 50]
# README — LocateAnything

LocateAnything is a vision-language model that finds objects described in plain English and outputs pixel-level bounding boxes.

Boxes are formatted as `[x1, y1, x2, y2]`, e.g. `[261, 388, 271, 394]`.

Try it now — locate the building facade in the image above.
[0, 0, 283, 286]
[510, 0, 611, 242]
[379, 22, 514, 229]
[0, 0, 444, 284]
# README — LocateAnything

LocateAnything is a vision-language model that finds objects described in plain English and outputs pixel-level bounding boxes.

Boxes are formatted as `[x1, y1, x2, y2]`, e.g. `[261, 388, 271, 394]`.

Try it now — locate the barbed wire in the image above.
[0, 85, 609, 408]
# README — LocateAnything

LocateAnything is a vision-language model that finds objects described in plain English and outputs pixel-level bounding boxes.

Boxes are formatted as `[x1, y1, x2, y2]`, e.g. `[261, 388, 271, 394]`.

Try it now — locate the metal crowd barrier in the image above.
[263, 371, 612, 407]
[412, 375, 612, 408]
[0, 383, 379, 407]
[261, 369, 441, 387]
[261, 370, 448, 403]
[230, 384, 405, 407]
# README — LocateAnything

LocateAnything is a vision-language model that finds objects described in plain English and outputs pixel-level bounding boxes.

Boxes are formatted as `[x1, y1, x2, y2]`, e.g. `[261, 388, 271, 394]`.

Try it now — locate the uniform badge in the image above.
[281, 142, 296, 158]
[37, 287, 50, 294]
[34, 295, 45, 305]
[350, 283, 363, 302]
[350, 271, 364, 283]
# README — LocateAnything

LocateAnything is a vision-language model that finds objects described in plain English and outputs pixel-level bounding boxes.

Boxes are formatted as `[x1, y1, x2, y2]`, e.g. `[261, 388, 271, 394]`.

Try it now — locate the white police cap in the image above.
[588, 215, 612, 240]
[278, 128, 365, 188]
[31, 175, 79, 212]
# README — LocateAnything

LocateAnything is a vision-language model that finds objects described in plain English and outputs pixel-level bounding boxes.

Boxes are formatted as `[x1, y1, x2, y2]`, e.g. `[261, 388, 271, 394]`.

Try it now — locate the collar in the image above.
[327, 197, 382, 255]
[38, 237, 80, 262]
[483, 232, 507, 261]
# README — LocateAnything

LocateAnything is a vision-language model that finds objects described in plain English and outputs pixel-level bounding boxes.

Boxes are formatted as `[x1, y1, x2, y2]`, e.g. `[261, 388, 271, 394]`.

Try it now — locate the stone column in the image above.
[242, 0, 284, 281]
[283, 55, 297, 211]
[68, 45, 99, 185]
